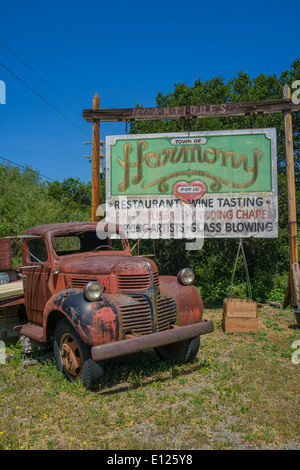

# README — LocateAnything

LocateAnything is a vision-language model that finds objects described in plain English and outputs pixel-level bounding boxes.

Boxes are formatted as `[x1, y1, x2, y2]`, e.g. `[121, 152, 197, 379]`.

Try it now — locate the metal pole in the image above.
[100, 140, 105, 180]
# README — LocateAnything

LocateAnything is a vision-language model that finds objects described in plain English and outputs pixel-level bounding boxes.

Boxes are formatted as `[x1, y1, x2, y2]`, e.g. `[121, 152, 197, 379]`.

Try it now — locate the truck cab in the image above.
[0, 222, 213, 390]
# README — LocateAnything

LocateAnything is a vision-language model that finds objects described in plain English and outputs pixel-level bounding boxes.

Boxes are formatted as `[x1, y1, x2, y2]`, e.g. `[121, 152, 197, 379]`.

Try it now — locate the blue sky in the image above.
[0, 0, 299, 183]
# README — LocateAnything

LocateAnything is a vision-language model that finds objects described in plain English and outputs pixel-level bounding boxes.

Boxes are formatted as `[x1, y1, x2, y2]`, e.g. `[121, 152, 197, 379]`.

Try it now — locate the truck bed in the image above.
[0, 280, 24, 301]
[0, 281, 25, 341]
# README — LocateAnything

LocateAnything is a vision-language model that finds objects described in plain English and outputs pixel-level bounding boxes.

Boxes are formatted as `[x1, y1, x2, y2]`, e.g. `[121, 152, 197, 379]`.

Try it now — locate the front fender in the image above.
[43, 289, 120, 346]
[159, 276, 203, 326]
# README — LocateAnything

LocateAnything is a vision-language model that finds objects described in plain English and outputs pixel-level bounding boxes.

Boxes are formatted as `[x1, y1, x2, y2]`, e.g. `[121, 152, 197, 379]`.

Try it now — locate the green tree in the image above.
[0, 165, 91, 239]
[47, 177, 92, 208]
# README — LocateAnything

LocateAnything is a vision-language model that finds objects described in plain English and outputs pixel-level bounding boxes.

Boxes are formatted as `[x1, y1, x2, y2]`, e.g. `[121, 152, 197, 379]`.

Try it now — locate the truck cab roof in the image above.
[23, 221, 124, 238]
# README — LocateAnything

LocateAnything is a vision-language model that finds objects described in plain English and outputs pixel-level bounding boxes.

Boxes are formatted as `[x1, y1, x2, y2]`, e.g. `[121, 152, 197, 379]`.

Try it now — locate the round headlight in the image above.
[84, 281, 103, 301]
[178, 268, 195, 286]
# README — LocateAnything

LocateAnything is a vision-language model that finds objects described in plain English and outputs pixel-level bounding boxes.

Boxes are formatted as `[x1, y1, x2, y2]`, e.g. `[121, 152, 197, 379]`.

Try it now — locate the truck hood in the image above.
[57, 253, 156, 276]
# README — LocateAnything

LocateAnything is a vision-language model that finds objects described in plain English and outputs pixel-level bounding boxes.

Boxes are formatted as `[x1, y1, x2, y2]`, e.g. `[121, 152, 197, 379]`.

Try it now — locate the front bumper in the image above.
[91, 320, 214, 362]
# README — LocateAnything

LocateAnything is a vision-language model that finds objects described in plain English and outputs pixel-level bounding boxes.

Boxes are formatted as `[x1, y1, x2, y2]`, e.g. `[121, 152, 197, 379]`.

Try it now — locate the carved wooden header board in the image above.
[83, 98, 300, 122]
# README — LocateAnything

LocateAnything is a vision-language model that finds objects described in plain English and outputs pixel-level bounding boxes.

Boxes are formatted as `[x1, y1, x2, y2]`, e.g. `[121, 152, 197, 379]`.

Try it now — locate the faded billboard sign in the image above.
[105, 129, 278, 239]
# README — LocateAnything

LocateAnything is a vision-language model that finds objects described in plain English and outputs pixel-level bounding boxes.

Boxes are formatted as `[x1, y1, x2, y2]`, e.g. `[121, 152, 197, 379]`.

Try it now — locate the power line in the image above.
[0, 61, 90, 138]
[0, 39, 82, 116]
[0, 155, 57, 182]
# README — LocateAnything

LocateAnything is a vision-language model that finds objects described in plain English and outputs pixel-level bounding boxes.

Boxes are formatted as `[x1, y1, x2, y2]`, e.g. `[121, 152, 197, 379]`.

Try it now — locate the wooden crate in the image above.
[222, 313, 258, 333]
[223, 298, 257, 318]
[222, 298, 258, 333]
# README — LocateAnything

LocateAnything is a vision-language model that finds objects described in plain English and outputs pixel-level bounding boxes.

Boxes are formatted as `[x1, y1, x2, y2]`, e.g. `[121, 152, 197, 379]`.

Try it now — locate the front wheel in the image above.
[53, 318, 103, 391]
[154, 336, 200, 363]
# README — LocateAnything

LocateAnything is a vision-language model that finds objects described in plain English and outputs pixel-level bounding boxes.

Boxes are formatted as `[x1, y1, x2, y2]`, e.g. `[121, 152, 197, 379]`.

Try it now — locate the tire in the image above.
[53, 318, 103, 391]
[154, 336, 200, 363]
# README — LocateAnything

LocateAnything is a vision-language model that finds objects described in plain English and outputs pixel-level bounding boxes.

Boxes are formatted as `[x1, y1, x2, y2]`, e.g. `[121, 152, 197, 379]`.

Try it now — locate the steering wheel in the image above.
[93, 245, 113, 251]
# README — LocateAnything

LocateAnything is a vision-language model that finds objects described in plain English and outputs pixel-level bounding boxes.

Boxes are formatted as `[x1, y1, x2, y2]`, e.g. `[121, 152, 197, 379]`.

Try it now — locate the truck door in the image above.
[23, 238, 52, 324]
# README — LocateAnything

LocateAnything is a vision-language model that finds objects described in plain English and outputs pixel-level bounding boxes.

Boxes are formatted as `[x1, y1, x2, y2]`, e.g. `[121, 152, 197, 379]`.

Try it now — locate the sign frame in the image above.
[105, 128, 278, 239]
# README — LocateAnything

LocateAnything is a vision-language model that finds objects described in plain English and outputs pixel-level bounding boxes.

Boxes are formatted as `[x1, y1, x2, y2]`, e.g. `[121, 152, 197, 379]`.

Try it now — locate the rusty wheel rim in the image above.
[60, 333, 83, 379]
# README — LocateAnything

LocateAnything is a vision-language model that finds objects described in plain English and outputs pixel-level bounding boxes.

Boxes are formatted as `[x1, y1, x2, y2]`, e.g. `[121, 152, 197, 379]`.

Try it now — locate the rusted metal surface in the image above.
[156, 296, 177, 331]
[43, 289, 120, 346]
[20, 222, 130, 324]
[159, 276, 203, 326]
[61, 254, 154, 294]
[0, 297, 24, 309]
[13, 323, 44, 342]
[23, 222, 129, 243]
[0, 238, 12, 270]
[91, 320, 214, 362]
[60, 332, 83, 378]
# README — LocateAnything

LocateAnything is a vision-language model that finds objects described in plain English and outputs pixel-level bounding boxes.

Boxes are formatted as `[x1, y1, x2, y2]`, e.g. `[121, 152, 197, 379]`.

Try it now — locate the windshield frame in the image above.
[51, 229, 130, 258]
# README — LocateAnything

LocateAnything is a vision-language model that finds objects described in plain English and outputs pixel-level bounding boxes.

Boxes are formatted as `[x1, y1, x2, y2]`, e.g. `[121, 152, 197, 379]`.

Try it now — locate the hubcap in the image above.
[60, 334, 82, 379]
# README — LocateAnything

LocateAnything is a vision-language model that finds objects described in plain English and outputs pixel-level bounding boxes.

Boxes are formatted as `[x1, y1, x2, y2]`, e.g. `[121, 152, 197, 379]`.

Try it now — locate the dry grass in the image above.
[0, 305, 299, 450]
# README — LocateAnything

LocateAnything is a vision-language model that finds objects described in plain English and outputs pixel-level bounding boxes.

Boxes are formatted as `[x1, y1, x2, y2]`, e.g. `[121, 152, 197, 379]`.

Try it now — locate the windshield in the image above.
[53, 231, 125, 256]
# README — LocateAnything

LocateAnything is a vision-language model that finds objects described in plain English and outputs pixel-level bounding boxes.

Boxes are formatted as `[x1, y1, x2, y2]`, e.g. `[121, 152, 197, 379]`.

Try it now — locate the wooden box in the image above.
[222, 298, 258, 333]
[222, 313, 258, 333]
[223, 298, 257, 318]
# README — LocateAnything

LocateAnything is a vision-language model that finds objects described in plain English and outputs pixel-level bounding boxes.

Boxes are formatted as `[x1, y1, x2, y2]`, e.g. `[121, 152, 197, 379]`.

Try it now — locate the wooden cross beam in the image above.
[83, 98, 300, 123]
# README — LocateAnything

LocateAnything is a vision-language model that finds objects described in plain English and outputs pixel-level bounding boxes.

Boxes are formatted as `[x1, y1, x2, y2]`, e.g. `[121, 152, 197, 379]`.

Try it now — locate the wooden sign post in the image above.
[283, 85, 299, 308]
[92, 93, 100, 222]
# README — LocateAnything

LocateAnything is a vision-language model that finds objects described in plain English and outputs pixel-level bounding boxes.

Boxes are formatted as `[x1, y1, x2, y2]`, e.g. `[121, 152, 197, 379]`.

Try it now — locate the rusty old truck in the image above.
[0, 222, 214, 390]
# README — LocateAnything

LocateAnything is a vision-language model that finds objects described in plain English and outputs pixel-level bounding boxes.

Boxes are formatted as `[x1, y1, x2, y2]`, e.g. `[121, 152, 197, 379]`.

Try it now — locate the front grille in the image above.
[157, 296, 177, 331]
[153, 271, 159, 287]
[119, 296, 153, 336]
[70, 277, 96, 288]
[118, 273, 151, 291]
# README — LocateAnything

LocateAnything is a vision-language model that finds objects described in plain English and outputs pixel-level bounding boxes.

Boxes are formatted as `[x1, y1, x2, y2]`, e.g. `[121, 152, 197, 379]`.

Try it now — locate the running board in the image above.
[14, 323, 44, 342]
